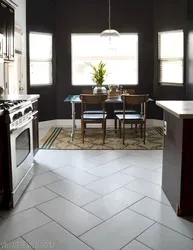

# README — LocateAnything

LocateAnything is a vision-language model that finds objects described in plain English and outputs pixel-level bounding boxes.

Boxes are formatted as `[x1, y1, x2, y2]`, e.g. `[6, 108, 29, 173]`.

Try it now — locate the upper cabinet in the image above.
[0, 0, 15, 61]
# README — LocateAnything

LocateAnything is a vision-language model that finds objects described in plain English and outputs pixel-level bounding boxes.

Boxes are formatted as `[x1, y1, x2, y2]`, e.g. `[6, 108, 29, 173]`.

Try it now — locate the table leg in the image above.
[71, 102, 76, 141]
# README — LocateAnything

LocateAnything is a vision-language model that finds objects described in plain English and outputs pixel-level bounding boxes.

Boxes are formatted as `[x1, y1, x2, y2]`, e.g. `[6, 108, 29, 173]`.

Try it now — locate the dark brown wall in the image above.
[26, 0, 56, 121]
[26, 0, 189, 121]
[55, 0, 154, 119]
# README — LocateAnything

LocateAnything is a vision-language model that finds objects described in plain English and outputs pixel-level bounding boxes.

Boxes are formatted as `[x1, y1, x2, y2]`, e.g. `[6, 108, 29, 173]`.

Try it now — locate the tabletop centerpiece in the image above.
[87, 61, 107, 94]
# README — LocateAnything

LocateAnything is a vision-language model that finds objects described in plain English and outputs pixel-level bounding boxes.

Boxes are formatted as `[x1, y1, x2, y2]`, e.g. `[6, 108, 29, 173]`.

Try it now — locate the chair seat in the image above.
[83, 114, 107, 120]
[116, 114, 143, 120]
[84, 110, 107, 114]
[114, 109, 137, 114]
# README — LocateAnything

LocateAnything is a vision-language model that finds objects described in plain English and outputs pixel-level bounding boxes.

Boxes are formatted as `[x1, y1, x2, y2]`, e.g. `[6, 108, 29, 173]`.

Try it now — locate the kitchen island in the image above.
[156, 101, 193, 216]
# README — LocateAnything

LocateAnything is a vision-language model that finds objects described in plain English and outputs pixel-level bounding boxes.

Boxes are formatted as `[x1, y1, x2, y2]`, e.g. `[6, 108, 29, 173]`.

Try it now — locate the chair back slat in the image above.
[82, 89, 93, 94]
[123, 89, 135, 95]
[122, 94, 149, 105]
[80, 94, 107, 105]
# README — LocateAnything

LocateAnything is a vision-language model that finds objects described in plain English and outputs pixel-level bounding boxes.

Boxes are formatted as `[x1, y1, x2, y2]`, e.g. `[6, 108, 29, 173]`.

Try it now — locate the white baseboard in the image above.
[39, 119, 163, 129]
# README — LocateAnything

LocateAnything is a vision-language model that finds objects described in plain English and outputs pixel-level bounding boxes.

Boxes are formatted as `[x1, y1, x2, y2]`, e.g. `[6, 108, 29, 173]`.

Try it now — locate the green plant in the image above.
[87, 61, 107, 87]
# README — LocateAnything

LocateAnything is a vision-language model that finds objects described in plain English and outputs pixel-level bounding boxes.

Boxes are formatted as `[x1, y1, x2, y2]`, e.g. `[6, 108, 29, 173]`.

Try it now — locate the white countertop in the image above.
[156, 101, 193, 119]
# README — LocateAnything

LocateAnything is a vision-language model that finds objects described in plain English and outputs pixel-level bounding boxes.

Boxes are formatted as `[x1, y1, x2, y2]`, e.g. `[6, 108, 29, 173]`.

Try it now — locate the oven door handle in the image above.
[10, 117, 33, 133]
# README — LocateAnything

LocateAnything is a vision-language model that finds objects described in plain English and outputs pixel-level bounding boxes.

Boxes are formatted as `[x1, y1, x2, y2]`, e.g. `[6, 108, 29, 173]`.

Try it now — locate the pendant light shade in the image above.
[100, 0, 120, 40]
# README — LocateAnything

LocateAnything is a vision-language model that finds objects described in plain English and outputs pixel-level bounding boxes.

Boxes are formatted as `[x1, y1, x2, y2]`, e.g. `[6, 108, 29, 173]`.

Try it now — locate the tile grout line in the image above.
[128, 207, 193, 240]
[0, 196, 60, 220]
[135, 238, 154, 250]
[34, 207, 95, 250]
[119, 222, 156, 250]
[43, 186, 105, 222]
[1, 220, 53, 247]
[21, 236, 36, 250]
[123, 186, 172, 207]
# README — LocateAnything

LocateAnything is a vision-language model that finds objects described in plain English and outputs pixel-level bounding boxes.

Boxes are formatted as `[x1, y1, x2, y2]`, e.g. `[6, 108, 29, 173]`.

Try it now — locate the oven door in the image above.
[10, 117, 34, 199]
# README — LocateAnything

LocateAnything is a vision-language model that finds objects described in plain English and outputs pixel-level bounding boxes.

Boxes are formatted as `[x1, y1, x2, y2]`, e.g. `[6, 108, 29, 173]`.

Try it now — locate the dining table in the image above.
[64, 94, 153, 141]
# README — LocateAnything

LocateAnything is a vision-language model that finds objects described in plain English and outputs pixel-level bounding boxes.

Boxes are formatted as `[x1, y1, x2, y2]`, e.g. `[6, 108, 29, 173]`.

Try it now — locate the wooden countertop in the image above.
[156, 101, 193, 119]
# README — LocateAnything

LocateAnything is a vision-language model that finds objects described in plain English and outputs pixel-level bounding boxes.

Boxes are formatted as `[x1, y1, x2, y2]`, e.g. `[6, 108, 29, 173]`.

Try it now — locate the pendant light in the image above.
[100, 0, 120, 43]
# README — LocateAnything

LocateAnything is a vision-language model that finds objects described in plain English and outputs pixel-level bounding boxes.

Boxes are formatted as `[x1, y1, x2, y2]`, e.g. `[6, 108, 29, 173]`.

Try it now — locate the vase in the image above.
[93, 86, 107, 95]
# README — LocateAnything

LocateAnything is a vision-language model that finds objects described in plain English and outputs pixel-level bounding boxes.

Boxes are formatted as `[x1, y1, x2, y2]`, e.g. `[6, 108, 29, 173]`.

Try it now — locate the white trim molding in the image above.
[39, 119, 163, 129]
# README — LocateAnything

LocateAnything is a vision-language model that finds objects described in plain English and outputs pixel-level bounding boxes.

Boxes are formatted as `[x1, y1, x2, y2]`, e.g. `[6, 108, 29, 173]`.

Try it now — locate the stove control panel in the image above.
[9, 102, 33, 130]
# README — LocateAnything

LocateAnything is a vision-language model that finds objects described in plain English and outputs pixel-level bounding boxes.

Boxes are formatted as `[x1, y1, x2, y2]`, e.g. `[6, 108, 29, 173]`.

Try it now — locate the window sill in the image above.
[159, 82, 183, 87]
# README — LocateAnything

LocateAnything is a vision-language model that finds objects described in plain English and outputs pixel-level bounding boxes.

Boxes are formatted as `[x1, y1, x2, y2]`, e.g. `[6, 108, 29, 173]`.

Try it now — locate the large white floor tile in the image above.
[89, 150, 129, 165]
[119, 154, 161, 171]
[34, 163, 50, 175]
[86, 158, 132, 178]
[83, 187, 144, 220]
[23, 221, 92, 250]
[155, 167, 163, 174]
[0, 187, 58, 218]
[85, 172, 136, 195]
[37, 197, 102, 236]
[125, 179, 170, 205]
[0, 208, 51, 244]
[34, 150, 72, 169]
[80, 209, 154, 250]
[130, 197, 193, 239]
[46, 179, 100, 207]
[122, 240, 151, 250]
[69, 157, 101, 171]
[122, 166, 162, 186]
[0, 237, 33, 250]
[138, 223, 193, 250]
[53, 166, 99, 185]
[27, 172, 63, 191]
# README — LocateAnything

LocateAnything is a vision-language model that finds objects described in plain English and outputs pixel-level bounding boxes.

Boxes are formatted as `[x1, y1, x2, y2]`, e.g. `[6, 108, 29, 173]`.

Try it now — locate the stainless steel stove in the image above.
[0, 99, 34, 208]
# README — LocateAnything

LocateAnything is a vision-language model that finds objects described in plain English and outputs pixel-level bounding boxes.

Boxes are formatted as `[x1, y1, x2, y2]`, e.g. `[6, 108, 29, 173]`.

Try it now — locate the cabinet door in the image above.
[33, 112, 39, 155]
[7, 7, 14, 60]
[0, 1, 8, 59]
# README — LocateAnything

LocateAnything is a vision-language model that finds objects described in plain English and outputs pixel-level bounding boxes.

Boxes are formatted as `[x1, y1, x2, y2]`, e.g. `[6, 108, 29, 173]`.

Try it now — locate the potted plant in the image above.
[87, 61, 107, 94]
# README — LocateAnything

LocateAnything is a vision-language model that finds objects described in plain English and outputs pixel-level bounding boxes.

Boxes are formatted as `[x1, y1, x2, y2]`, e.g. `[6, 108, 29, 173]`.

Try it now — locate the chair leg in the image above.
[119, 119, 122, 138]
[123, 121, 125, 145]
[103, 120, 106, 144]
[143, 123, 146, 144]
[114, 116, 117, 134]
[141, 124, 143, 138]
[135, 124, 137, 134]
[84, 122, 86, 135]
[81, 119, 84, 144]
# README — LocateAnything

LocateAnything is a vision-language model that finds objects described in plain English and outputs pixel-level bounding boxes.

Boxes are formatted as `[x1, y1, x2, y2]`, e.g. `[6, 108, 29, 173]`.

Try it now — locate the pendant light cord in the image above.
[108, 0, 111, 30]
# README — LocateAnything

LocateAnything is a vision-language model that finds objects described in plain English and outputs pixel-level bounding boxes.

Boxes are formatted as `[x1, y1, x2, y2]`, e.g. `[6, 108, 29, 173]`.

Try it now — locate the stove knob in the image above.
[18, 112, 22, 118]
[24, 108, 29, 114]
[13, 113, 19, 120]
[28, 106, 32, 112]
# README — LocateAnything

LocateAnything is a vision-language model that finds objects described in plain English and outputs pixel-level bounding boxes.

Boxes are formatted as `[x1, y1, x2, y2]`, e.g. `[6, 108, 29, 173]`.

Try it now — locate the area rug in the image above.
[40, 127, 163, 150]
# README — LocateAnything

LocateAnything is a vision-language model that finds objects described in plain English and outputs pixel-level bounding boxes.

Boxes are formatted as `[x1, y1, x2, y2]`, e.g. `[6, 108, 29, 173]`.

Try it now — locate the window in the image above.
[158, 30, 184, 85]
[29, 32, 53, 86]
[71, 33, 138, 86]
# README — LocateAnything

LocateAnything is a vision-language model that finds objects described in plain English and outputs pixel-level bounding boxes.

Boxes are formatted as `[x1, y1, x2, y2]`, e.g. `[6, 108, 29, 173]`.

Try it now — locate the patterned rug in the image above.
[40, 127, 163, 150]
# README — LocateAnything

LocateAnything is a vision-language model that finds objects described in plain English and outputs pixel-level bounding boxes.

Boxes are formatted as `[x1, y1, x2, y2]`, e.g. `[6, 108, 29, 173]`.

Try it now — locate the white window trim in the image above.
[158, 30, 184, 86]
[71, 33, 139, 86]
[29, 31, 53, 87]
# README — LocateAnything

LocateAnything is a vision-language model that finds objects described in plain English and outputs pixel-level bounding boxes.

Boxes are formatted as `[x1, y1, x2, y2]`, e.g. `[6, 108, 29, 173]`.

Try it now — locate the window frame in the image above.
[29, 31, 53, 87]
[71, 33, 139, 87]
[157, 29, 184, 87]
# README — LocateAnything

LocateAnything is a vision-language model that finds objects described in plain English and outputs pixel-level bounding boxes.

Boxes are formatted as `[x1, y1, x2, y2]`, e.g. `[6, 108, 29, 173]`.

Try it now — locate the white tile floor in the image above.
[0, 145, 193, 249]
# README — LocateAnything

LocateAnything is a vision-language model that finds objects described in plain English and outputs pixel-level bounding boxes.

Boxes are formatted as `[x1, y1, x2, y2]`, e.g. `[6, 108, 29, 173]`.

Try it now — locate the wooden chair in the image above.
[116, 94, 149, 144]
[114, 89, 137, 133]
[82, 89, 107, 115]
[80, 94, 107, 144]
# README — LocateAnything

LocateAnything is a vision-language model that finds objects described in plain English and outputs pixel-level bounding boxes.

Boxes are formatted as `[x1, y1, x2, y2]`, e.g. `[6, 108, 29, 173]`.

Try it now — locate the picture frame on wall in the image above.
[0, 34, 3, 58]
